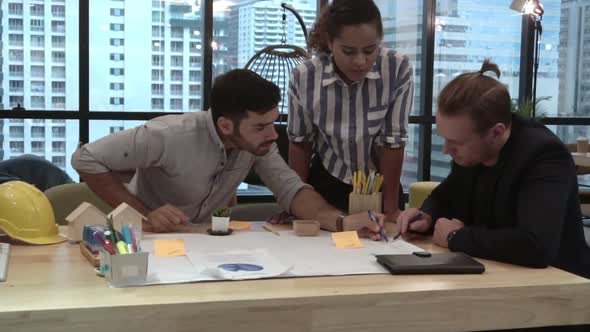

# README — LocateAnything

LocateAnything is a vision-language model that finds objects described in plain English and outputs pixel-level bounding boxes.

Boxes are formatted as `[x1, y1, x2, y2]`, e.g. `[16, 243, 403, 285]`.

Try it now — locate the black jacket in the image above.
[422, 115, 590, 278]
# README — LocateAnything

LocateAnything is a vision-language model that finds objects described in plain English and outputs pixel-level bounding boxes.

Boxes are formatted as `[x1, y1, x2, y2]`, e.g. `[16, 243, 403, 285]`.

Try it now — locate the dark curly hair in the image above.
[308, 0, 383, 54]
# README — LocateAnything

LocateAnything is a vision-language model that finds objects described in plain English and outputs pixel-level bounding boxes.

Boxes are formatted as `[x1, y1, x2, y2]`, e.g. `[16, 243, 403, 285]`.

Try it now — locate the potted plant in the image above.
[211, 207, 232, 232]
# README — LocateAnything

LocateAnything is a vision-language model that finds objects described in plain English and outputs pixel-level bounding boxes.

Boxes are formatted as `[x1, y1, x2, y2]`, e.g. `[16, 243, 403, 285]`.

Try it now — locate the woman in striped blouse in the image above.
[287, 0, 414, 221]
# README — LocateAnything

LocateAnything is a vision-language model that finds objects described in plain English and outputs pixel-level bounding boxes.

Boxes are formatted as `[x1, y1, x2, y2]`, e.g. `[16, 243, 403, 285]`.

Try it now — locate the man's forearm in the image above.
[290, 188, 341, 231]
[80, 171, 150, 216]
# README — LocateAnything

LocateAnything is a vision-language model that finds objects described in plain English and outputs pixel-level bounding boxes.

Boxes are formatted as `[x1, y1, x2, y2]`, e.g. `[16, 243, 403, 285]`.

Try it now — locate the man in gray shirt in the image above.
[72, 69, 383, 239]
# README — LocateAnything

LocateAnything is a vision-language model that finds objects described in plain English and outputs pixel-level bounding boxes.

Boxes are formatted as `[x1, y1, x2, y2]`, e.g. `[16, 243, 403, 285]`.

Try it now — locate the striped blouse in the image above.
[287, 47, 414, 184]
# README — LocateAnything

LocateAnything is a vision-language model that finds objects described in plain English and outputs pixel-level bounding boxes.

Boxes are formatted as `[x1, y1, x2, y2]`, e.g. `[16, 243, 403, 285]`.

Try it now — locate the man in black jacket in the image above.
[397, 59, 590, 279]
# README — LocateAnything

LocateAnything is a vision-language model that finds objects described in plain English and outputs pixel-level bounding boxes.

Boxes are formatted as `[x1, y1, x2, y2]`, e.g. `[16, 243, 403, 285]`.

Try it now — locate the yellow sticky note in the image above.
[154, 239, 186, 257]
[229, 221, 251, 231]
[331, 231, 364, 249]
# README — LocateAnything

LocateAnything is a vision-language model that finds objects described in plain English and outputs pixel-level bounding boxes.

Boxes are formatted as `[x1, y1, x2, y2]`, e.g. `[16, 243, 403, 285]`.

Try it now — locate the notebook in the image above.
[375, 252, 485, 275]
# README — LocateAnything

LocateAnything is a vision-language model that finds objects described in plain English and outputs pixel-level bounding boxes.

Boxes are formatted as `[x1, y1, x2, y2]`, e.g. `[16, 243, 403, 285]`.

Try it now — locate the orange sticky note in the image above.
[331, 231, 363, 249]
[154, 239, 186, 257]
[229, 221, 251, 231]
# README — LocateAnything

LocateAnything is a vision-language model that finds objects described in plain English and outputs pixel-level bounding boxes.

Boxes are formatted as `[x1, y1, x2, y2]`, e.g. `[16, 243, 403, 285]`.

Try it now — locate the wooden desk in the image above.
[1, 234, 590, 332]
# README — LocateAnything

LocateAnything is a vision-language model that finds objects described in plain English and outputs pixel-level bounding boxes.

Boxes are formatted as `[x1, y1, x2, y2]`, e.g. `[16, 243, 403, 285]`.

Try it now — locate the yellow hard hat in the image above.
[0, 181, 65, 245]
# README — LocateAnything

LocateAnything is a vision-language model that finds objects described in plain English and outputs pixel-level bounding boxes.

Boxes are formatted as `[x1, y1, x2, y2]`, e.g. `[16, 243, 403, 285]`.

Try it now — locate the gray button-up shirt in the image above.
[72, 111, 310, 223]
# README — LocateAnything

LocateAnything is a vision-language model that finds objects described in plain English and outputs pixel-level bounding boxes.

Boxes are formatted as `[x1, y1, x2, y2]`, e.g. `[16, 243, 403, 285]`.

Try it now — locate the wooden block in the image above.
[79, 242, 99, 267]
[293, 220, 320, 236]
[66, 202, 107, 242]
[108, 203, 146, 239]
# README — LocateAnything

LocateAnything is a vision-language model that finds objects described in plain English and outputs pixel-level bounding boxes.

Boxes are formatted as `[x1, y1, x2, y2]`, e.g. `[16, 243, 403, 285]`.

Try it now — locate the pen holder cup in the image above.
[100, 251, 148, 287]
[348, 192, 382, 214]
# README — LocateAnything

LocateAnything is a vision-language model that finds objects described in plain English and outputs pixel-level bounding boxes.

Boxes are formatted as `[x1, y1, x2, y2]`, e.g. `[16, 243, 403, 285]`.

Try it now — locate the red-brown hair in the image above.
[438, 59, 512, 134]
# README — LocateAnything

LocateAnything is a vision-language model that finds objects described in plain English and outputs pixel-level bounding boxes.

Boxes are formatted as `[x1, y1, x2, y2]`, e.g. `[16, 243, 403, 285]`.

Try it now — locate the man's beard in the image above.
[229, 131, 273, 156]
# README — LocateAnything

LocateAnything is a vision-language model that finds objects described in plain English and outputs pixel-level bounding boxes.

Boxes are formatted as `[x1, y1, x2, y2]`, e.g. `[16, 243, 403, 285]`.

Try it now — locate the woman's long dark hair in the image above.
[308, 0, 383, 54]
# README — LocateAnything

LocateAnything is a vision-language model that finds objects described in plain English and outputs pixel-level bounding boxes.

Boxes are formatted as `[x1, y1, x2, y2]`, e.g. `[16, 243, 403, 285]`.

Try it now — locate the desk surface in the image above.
[2, 225, 590, 332]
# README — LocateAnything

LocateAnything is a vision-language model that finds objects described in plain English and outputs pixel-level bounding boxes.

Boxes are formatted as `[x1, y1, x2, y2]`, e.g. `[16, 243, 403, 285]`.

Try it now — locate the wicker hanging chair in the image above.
[244, 3, 311, 115]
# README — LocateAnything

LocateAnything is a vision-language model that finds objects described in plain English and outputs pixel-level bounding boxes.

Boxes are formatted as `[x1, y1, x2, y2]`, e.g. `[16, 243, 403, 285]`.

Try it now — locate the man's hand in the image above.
[144, 204, 190, 233]
[343, 211, 384, 240]
[433, 217, 464, 248]
[396, 208, 432, 239]
[530, 1, 544, 18]
[267, 211, 295, 225]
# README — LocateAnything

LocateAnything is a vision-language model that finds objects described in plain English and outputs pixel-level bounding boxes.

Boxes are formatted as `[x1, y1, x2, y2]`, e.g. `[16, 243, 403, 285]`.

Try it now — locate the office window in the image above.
[151, 84, 164, 95]
[52, 142, 65, 153]
[152, 26, 164, 37]
[110, 23, 124, 31]
[31, 141, 45, 153]
[171, 84, 183, 96]
[52, 66, 66, 78]
[152, 69, 164, 81]
[9, 65, 24, 77]
[171, 55, 183, 67]
[9, 50, 23, 61]
[30, 35, 44, 47]
[10, 142, 24, 153]
[31, 126, 45, 138]
[110, 83, 124, 90]
[30, 19, 44, 32]
[51, 21, 65, 33]
[189, 84, 200, 96]
[171, 70, 183, 81]
[9, 127, 24, 139]
[52, 127, 66, 138]
[51, 96, 66, 109]
[52, 5, 65, 17]
[9, 3, 23, 15]
[110, 8, 124, 16]
[52, 36, 65, 48]
[9, 18, 23, 31]
[152, 11, 164, 23]
[110, 53, 124, 61]
[152, 40, 163, 52]
[52, 51, 66, 63]
[52, 82, 66, 93]
[9, 34, 24, 46]
[109, 126, 124, 134]
[110, 38, 124, 46]
[189, 56, 199, 68]
[52, 156, 66, 168]
[9, 80, 24, 92]
[31, 50, 45, 62]
[171, 41, 183, 52]
[152, 55, 164, 66]
[110, 97, 125, 105]
[170, 99, 183, 110]
[8, 96, 25, 108]
[31, 81, 45, 93]
[31, 96, 45, 108]
[151, 98, 164, 110]
[189, 99, 200, 111]
[30, 4, 44, 16]
[110, 68, 125, 76]
[31, 66, 45, 78]
[189, 71, 199, 82]
[171, 27, 183, 38]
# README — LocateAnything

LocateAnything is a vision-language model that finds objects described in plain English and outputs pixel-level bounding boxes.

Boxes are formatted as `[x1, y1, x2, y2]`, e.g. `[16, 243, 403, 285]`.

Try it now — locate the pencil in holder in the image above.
[348, 192, 382, 214]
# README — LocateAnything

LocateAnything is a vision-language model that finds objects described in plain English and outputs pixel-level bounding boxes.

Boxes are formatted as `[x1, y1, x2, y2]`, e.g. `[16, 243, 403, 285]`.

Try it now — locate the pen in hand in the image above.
[368, 210, 388, 242]
[393, 212, 423, 240]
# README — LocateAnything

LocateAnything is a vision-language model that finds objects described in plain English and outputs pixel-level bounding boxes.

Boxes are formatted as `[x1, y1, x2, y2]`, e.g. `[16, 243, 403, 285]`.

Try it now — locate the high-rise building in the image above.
[558, 0, 590, 117]
[1, 0, 79, 177]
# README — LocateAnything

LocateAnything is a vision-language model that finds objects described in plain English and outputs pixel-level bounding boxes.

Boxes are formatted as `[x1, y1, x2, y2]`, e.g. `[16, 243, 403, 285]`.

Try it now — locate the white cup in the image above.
[577, 137, 589, 153]
[212, 216, 230, 232]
